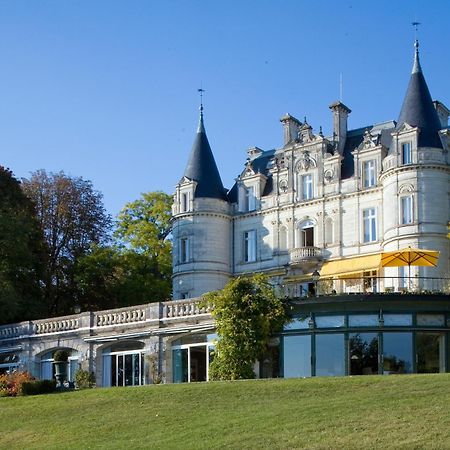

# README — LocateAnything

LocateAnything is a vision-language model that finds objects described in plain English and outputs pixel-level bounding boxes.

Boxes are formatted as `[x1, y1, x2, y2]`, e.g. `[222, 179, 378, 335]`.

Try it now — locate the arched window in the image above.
[297, 220, 315, 247]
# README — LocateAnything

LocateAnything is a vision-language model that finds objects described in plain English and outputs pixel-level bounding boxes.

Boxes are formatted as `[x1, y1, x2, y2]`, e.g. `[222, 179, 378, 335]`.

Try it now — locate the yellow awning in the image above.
[320, 254, 381, 278]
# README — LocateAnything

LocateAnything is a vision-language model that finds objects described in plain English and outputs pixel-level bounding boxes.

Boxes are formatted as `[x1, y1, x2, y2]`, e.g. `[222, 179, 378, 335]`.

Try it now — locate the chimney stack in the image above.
[329, 101, 351, 154]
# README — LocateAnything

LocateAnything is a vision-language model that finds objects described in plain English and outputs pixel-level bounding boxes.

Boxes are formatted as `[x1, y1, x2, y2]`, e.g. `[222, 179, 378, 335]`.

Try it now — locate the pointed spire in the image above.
[412, 39, 422, 74]
[197, 88, 206, 133]
[393, 39, 443, 149]
[183, 105, 228, 201]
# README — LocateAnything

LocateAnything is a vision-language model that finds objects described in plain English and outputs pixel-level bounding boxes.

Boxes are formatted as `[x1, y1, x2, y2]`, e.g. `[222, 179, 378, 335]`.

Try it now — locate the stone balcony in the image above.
[289, 246, 323, 266]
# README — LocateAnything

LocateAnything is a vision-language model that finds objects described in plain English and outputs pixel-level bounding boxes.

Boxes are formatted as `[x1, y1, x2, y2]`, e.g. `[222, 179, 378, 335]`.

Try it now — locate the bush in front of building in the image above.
[205, 274, 290, 381]
[0, 371, 34, 397]
[21, 379, 57, 396]
[74, 369, 95, 389]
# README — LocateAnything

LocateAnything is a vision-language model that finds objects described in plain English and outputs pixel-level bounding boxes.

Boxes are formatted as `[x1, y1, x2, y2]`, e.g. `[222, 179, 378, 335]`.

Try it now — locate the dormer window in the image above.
[363, 160, 376, 188]
[244, 186, 256, 211]
[401, 142, 412, 164]
[181, 192, 189, 212]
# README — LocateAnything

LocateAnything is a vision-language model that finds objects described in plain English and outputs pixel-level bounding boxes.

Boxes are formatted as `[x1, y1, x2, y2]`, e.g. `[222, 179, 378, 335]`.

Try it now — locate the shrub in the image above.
[0, 371, 34, 396]
[74, 369, 95, 389]
[21, 379, 57, 396]
[53, 350, 70, 362]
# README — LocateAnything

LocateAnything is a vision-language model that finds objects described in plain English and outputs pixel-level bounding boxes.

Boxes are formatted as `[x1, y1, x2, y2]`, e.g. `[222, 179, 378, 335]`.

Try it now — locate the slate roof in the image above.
[393, 41, 443, 150]
[342, 121, 396, 179]
[183, 111, 228, 201]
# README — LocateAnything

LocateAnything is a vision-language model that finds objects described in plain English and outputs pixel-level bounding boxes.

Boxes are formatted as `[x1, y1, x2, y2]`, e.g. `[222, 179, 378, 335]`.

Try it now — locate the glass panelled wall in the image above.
[172, 333, 216, 383]
[282, 312, 448, 378]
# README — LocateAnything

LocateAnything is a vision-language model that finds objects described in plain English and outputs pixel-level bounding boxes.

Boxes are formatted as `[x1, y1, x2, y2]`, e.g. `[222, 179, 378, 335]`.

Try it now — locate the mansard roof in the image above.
[183, 110, 228, 201]
[394, 40, 443, 149]
[342, 121, 395, 179]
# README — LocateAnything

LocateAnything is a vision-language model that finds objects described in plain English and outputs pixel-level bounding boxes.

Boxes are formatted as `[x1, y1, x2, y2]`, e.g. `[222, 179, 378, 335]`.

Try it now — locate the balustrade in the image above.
[95, 308, 146, 327]
[289, 246, 322, 264]
[164, 298, 209, 319]
[34, 318, 79, 334]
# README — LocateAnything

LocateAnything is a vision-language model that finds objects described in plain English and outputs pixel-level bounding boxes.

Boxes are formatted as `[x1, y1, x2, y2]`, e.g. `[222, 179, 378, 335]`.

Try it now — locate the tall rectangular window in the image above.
[301, 174, 313, 200]
[181, 193, 189, 212]
[401, 196, 413, 224]
[363, 160, 376, 188]
[402, 142, 412, 164]
[363, 208, 377, 243]
[245, 186, 256, 211]
[180, 237, 190, 263]
[244, 230, 256, 262]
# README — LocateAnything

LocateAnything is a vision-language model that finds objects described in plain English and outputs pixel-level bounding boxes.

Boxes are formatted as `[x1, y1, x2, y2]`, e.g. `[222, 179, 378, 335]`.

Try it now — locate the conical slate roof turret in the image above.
[395, 40, 443, 149]
[183, 107, 228, 201]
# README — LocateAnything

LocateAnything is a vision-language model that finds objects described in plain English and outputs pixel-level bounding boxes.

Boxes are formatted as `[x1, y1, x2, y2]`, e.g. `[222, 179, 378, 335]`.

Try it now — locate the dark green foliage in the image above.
[74, 370, 95, 389]
[75, 191, 173, 311]
[53, 350, 70, 362]
[205, 275, 290, 380]
[0, 166, 46, 324]
[21, 379, 56, 396]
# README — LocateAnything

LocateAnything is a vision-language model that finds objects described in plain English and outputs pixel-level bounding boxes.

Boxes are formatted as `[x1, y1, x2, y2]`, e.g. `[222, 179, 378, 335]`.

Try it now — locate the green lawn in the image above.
[1, 374, 450, 449]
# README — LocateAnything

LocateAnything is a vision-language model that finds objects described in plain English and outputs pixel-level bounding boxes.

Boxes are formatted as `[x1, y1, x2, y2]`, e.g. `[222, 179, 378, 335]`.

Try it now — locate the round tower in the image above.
[172, 106, 232, 299]
[381, 40, 450, 284]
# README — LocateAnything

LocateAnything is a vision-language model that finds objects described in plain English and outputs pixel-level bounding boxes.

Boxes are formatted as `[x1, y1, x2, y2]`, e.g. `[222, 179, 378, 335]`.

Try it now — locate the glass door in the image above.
[416, 333, 445, 373]
[349, 333, 379, 375]
[172, 343, 213, 383]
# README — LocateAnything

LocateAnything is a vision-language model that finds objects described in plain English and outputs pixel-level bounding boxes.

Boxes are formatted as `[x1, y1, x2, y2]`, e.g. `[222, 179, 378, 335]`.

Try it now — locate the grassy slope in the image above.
[1, 374, 450, 450]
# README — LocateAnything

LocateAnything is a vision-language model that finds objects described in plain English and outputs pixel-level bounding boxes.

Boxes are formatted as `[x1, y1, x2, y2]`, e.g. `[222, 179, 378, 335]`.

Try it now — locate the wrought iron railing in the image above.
[282, 276, 450, 298]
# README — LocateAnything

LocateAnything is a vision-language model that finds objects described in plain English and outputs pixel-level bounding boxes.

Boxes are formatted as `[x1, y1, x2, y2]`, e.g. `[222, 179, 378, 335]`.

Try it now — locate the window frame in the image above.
[400, 195, 414, 225]
[362, 207, 377, 243]
[244, 230, 257, 263]
[363, 159, 376, 188]
[301, 174, 313, 200]
[401, 142, 412, 165]
[180, 237, 190, 263]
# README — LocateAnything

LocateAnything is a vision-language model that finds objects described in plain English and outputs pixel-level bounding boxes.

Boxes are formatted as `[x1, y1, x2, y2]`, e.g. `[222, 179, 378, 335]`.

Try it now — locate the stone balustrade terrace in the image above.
[0, 297, 211, 341]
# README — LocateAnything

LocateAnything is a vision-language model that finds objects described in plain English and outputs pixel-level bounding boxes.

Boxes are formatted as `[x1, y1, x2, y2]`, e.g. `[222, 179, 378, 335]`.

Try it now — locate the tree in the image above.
[74, 191, 173, 311]
[0, 166, 46, 324]
[205, 275, 290, 381]
[21, 170, 112, 315]
[114, 191, 172, 301]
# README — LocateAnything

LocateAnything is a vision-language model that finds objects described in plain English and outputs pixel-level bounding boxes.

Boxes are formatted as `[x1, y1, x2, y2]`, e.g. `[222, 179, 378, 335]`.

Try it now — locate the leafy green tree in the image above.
[21, 170, 112, 315]
[74, 191, 173, 311]
[205, 275, 290, 381]
[114, 191, 172, 300]
[0, 166, 46, 324]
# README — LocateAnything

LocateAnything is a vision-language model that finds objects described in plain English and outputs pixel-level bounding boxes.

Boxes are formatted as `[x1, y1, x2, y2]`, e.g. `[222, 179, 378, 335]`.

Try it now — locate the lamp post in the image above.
[312, 270, 320, 297]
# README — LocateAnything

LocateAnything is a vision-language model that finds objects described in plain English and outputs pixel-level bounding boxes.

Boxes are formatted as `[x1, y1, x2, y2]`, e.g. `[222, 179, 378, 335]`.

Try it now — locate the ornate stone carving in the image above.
[324, 169, 334, 182]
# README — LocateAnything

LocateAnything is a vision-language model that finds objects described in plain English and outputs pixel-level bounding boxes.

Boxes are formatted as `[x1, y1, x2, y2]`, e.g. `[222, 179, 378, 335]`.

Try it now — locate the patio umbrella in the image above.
[381, 247, 439, 290]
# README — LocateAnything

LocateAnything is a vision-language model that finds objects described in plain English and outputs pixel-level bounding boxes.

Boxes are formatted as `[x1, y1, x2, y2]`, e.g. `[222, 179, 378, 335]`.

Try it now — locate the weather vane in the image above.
[412, 21, 421, 40]
[198, 87, 205, 111]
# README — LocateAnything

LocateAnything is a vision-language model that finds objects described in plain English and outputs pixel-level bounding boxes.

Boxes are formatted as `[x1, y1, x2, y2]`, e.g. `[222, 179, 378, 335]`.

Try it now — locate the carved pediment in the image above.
[394, 122, 417, 134]
[295, 151, 317, 172]
[178, 176, 194, 185]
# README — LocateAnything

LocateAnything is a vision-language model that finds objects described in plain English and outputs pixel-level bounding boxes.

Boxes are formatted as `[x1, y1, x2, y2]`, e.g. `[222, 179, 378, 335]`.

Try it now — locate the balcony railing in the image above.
[0, 297, 212, 340]
[289, 247, 323, 264]
[282, 276, 450, 298]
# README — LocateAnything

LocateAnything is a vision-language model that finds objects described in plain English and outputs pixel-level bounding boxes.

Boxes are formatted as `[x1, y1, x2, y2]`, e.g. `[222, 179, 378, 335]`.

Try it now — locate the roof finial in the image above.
[412, 22, 422, 74]
[197, 87, 205, 133]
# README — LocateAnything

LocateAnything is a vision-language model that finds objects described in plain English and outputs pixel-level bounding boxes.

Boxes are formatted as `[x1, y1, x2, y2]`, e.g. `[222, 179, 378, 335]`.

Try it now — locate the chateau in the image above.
[172, 39, 449, 299]
[1, 40, 449, 384]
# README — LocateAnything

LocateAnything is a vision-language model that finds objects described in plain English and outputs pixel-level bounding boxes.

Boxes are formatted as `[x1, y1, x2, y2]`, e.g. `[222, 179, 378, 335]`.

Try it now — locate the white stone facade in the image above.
[173, 50, 450, 300]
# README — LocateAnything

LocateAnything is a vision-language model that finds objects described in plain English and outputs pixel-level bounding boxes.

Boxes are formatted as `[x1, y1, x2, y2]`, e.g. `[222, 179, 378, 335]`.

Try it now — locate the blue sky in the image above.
[1, 0, 449, 217]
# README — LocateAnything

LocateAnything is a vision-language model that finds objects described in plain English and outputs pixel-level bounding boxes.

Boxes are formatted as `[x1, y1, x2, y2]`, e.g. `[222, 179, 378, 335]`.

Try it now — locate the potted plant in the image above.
[53, 350, 70, 388]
